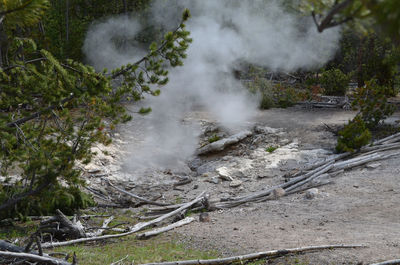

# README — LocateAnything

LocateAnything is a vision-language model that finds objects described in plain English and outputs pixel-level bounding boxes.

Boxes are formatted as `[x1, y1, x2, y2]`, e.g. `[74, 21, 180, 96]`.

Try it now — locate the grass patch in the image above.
[0, 220, 37, 240]
[208, 134, 221, 143]
[56, 235, 218, 265]
[265, 146, 278, 153]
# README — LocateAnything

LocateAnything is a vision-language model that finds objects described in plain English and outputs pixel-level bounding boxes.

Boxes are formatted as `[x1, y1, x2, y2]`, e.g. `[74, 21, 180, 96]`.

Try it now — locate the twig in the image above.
[85, 216, 114, 237]
[140, 244, 366, 265]
[105, 179, 170, 206]
[370, 259, 400, 265]
[110, 255, 129, 265]
[136, 217, 195, 239]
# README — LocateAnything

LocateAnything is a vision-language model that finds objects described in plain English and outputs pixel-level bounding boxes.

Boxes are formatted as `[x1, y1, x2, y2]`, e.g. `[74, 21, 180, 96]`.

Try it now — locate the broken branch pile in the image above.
[214, 132, 400, 209]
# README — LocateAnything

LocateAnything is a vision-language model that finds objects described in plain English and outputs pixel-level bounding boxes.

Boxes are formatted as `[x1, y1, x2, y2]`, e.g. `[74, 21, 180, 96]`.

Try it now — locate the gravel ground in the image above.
[89, 107, 400, 264]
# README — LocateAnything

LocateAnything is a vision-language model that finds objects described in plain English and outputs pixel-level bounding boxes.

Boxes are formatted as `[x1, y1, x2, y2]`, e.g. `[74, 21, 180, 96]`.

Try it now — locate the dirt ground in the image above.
[90, 107, 400, 264]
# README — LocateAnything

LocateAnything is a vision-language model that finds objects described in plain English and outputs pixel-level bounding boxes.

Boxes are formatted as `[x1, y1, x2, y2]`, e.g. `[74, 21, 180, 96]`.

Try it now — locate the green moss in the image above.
[266, 146, 278, 153]
[208, 134, 221, 143]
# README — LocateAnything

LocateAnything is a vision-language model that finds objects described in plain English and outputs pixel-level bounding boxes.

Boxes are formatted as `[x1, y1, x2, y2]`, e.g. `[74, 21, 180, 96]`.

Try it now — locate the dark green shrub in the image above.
[259, 91, 275, 109]
[352, 79, 395, 129]
[320, 69, 350, 96]
[272, 84, 299, 108]
[336, 116, 372, 153]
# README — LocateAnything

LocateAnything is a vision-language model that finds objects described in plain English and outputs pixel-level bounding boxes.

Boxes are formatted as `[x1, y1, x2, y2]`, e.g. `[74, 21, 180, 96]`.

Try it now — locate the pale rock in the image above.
[366, 163, 381, 169]
[271, 187, 286, 199]
[208, 177, 220, 184]
[305, 188, 319, 199]
[216, 167, 234, 181]
[230, 180, 243, 188]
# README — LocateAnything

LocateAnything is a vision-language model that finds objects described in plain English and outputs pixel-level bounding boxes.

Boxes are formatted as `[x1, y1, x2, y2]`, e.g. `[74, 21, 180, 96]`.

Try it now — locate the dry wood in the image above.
[217, 161, 335, 208]
[110, 255, 129, 265]
[0, 250, 72, 265]
[105, 179, 170, 206]
[285, 164, 334, 192]
[136, 217, 195, 239]
[373, 132, 400, 145]
[197, 130, 252, 155]
[42, 192, 206, 248]
[140, 244, 365, 265]
[370, 259, 400, 265]
[85, 216, 114, 237]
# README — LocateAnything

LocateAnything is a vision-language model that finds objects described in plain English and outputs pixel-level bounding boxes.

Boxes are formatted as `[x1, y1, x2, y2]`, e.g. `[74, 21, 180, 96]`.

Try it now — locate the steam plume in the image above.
[83, 0, 341, 175]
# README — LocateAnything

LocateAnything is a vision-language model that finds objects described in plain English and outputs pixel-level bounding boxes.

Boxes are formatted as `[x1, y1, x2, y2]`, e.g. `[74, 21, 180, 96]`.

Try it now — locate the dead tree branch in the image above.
[140, 244, 366, 265]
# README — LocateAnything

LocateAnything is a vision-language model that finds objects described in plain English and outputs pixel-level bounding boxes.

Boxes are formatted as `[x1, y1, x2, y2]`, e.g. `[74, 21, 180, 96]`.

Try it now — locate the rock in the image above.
[271, 187, 286, 199]
[366, 163, 381, 169]
[230, 180, 243, 188]
[216, 167, 234, 181]
[208, 177, 220, 184]
[305, 188, 319, 199]
[196, 161, 220, 175]
[199, 212, 211, 222]
[193, 184, 199, 189]
[233, 170, 245, 178]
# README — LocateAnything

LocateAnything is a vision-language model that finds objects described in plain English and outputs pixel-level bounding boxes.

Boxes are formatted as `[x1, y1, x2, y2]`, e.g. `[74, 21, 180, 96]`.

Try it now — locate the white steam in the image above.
[83, 0, 341, 174]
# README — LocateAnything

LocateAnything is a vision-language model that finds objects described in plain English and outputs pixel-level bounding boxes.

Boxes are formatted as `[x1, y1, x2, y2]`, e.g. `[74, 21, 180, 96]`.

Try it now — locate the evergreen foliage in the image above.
[0, 0, 192, 218]
[352, 79, 395, 129]
[336, 116, 371, 153]
[320, 68, 350, 96]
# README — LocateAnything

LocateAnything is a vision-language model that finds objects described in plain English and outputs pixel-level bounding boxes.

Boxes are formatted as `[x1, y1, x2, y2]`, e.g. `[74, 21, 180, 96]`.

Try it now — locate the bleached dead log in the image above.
[0, 250, 72, 265]
[42, 191, 206, 248]
[105, 179, 170, 206]
[362, 143, 400, 154]
[85, 216, 114, 237]
[140, 244, 365, 265]
[197, 130, 252, 155]
[136, 217, 195, 239]
[373, 132, 400, 145]
[370, 259, 400, 265]
[285, 164, 334, 192]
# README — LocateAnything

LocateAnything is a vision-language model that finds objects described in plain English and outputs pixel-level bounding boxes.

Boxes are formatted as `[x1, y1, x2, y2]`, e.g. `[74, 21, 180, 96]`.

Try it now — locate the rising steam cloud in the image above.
[83, 0, 341, 175]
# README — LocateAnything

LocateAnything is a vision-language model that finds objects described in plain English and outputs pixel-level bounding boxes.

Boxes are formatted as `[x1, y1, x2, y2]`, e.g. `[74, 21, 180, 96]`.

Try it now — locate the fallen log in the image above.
[370, 259, 400, 265]
[0, 250, 72, 265]
[136, 217, 195, 239]
[42, 192, 206, 248]
[197, 130, 252, 155]
[140, 244, 365, 265]
[105, 179, 170, 206]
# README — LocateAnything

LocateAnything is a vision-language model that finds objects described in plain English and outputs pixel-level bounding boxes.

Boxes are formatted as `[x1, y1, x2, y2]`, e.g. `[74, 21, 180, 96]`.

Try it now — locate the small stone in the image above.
[216, 167, 234, 181]
[193, 184, 199, 189]
[366, 163, 381, 169]
[271, 187, 286, 199]
[233, 227, 239, 230]
[209, 177, 220, 184]
[199, 212, 210, 222]
[305, 188, 319, 199]
[230, 180, 243, 188]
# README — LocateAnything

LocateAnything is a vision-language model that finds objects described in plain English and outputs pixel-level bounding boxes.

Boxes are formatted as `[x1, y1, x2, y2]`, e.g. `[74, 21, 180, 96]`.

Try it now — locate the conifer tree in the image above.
[0, 0, 192, 218]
